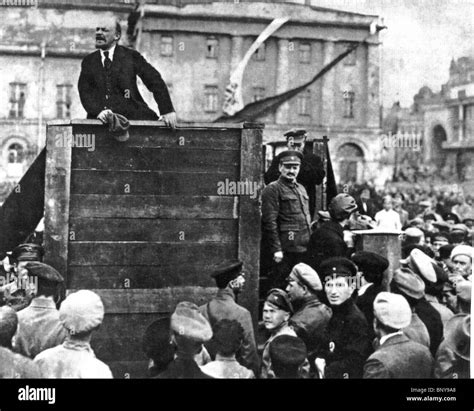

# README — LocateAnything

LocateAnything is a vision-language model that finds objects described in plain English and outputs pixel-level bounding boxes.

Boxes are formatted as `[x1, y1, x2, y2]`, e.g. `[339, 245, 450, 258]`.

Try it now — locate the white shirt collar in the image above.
[379, 330, 403, 346]
[100, 44, 116, 65]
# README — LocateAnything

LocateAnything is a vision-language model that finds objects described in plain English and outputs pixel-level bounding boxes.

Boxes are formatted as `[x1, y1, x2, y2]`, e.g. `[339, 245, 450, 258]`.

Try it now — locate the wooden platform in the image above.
[43, 120, 263, 378]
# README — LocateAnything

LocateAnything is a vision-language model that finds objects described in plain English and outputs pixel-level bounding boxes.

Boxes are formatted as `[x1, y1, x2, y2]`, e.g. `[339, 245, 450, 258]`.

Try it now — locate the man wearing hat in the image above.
[285, 263, 331, 361]
[0, 306, 41, 378]
[402, 227, 425, 248]
[435, 314, 470, 379]
[199, 260, 258, 375]
[399, 249, 444, 355]
[315, 257, 371, 379]
[157, 301, 213, 379]
[264, 128, 325, 218]
[14, 262, 67, 359]
[260, 288, 299, 378]
[307, 193, 358, 273]
[363, 292, 433, 378]
[450, 245, 473, 282]
[352, 251, 389, 340]
[432, 233, 450, 258]
[390, 268, 430, 349]
[443, 212, 460, 226]
[262, 150, 312, 290]
[269, 335, 308, 379]
[34, 290, 112, 378]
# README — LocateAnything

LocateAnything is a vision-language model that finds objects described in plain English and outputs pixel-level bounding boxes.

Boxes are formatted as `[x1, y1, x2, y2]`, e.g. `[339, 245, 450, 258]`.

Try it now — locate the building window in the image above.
[160, 36, 174, 57]
[297, 89, 311, 116]
[299, 43, 311, 64]
[56, 84, 72, 119]
[253, 42, 265, 61]
[343, 90, 355, 118]
[206, 37, 219, 59]
[252, 87, 265, 102]
[342, 43, 357, 66]
[204, 85, 219, 112]
[9, 83, 26, 119]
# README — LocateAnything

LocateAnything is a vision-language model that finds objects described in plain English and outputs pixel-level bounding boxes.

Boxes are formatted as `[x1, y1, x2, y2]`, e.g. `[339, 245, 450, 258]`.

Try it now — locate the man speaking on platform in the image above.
[78, 17, 176, 128]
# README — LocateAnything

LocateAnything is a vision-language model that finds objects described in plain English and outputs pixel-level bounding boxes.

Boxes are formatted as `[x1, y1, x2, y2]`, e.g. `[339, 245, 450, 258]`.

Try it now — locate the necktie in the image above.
[104, 51, 112, 101]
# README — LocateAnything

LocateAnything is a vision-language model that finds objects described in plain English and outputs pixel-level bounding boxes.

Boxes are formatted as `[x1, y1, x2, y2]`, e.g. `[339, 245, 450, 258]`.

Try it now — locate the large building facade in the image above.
[0, 0, 384, 201]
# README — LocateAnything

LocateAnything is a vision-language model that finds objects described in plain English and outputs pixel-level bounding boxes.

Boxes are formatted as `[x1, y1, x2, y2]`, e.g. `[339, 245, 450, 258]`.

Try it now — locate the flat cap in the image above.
[11, 243, 43, 262]
[432, 233, 449, 243]
[451, 224, 469, 233]
[400, 248, 437, 283]
[432, 221, 451, 232]
[269, 335, 307, 368]
[278, 150, 303, 165]
[170, 301, 212, 343]
[423, 213, 437, 221]
[444, 314, 470, 361]
[210, 260, 243, 287]
[265, 288, 293, 313]
[289, 263, 322, 292]
[24, 262, 64, 283]
[59, 290, 104, 334]
[456, 280, 472, 303]
[373, 292, 412, 329]
[391, 268, 425, 300]
[351, 251, 389, 275]
[443, 212, 460, 224]
[439, 244, 455, 260]
[451, 245, 473, 261]
[283, 128, 307, 139]
[320, 257, 357, 279]
[407, 218, 424, 227]
[404, 227, 424, 238]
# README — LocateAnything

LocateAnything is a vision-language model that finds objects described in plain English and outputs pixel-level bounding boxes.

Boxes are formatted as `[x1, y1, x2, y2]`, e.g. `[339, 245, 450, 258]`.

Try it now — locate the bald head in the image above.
[95, 17, 121, 50]
[0, 306, 18, 347]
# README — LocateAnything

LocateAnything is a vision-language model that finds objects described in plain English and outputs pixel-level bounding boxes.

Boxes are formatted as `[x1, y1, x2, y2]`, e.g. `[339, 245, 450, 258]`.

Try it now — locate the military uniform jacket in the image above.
[261, 177, 312, 254]
[319, 299, 371, 379]
[0, 346, 41, 378]
[289, 295, 332, 354]
[200, 288, 259, 375]
[363, 333, 433, 379]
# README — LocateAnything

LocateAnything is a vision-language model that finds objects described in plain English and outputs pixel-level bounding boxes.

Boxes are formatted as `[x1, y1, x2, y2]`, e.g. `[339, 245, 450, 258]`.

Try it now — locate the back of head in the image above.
[328, 193, 357, 221]
[269, 335, 307, 378]
[212, 319, 244, 357]
[0, 306, 18, 346]
[170, 301, 212, 350]
[142, 317, 175, 371]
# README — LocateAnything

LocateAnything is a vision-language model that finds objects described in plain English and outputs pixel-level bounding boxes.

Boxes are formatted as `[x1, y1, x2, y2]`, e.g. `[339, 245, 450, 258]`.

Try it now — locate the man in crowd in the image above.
[363, 292, 433, 378]
[264, 128, 325, 219]
[78, 17, 176, 127]
[307, 193, 358, 273]
[315, 257, 371, 379]
[35, 290, 112, 378]
[269, 335, 308, 379]
[356, 188, 377, 219]
[450, 245, 473, 283]
[14, 262, 67, 359]
[199, 260, 258, 375]
[0, 306, 40, 378]
[142, 317, 175, 377]
[375, 196, 402, 231]
[285, 263, 332, 362]
[157, 302, 213, 379]
[262, 151, 312, 289]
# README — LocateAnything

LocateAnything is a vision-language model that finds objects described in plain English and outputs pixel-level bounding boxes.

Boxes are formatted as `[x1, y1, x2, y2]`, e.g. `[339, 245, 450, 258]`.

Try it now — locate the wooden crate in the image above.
[43, 120, 263, 378]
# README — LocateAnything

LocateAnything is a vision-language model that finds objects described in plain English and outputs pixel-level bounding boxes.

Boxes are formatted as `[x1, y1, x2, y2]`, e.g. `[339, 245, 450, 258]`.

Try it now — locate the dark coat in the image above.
[78, 45, 174, 120]
[356, 199, 377, 219]
[307, 220, 348, 273]
[363, 333, 433, 378]
[261, 177, 312, 254]
[415, 298, 444, 356]
[156, 356, 213, 379]
[289, 295, 332, 354]
[434, 340, 470, 379]
[264, 152, 325, 218]
[355, 283, 384, 341]
[319, 299, 371, 379]
[200, 288, 259, 375]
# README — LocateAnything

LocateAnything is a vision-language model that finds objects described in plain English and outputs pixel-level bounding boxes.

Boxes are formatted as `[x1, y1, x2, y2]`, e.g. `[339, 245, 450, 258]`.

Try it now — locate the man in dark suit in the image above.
[78, 18, 176, 127]
[356, 188, 377, 219]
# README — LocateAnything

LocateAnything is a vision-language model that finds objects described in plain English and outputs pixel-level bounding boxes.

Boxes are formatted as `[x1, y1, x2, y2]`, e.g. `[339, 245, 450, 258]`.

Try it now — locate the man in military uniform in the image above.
[262, 151, 312, 290]
[199, 260, 259, 376]
[264, 129, 325, 219]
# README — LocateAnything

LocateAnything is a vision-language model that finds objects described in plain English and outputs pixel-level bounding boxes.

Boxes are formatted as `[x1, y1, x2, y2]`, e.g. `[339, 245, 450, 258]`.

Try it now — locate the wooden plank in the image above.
[69, 218, 237, 242]
[0, 148, 46, 252]
[43, 125, 72, 282]
[71, 125, 241, 149]
[70, 170, 237, 195]
[238, 127, 263, 329]
[69, 195, 237, 219]
[67, 264, 219, 289]
[68, 119, 254, 130]
[67, 287, 218, 314]
[71, 147, 239, 173]
[68, 242, 237, 266]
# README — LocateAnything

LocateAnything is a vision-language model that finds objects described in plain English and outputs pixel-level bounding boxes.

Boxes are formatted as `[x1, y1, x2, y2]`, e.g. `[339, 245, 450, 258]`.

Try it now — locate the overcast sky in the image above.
[309, 0, 474, 108]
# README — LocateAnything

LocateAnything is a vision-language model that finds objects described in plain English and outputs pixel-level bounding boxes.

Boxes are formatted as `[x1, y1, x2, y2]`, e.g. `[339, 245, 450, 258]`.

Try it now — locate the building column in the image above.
[230, 36, 243, 73]
[458, 103, 464, 141]
[275, 39, 290, 125]
[367, 43, 380, 128]
[321, 40, 335, 127]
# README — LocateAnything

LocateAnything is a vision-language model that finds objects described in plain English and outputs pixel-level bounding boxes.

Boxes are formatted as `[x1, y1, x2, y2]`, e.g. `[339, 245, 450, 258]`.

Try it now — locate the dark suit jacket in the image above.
[78, 45, 174, 120]
[356, 199, 377, 219]
[363, 333, 433, 378]
[415, 298, 444, 356]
